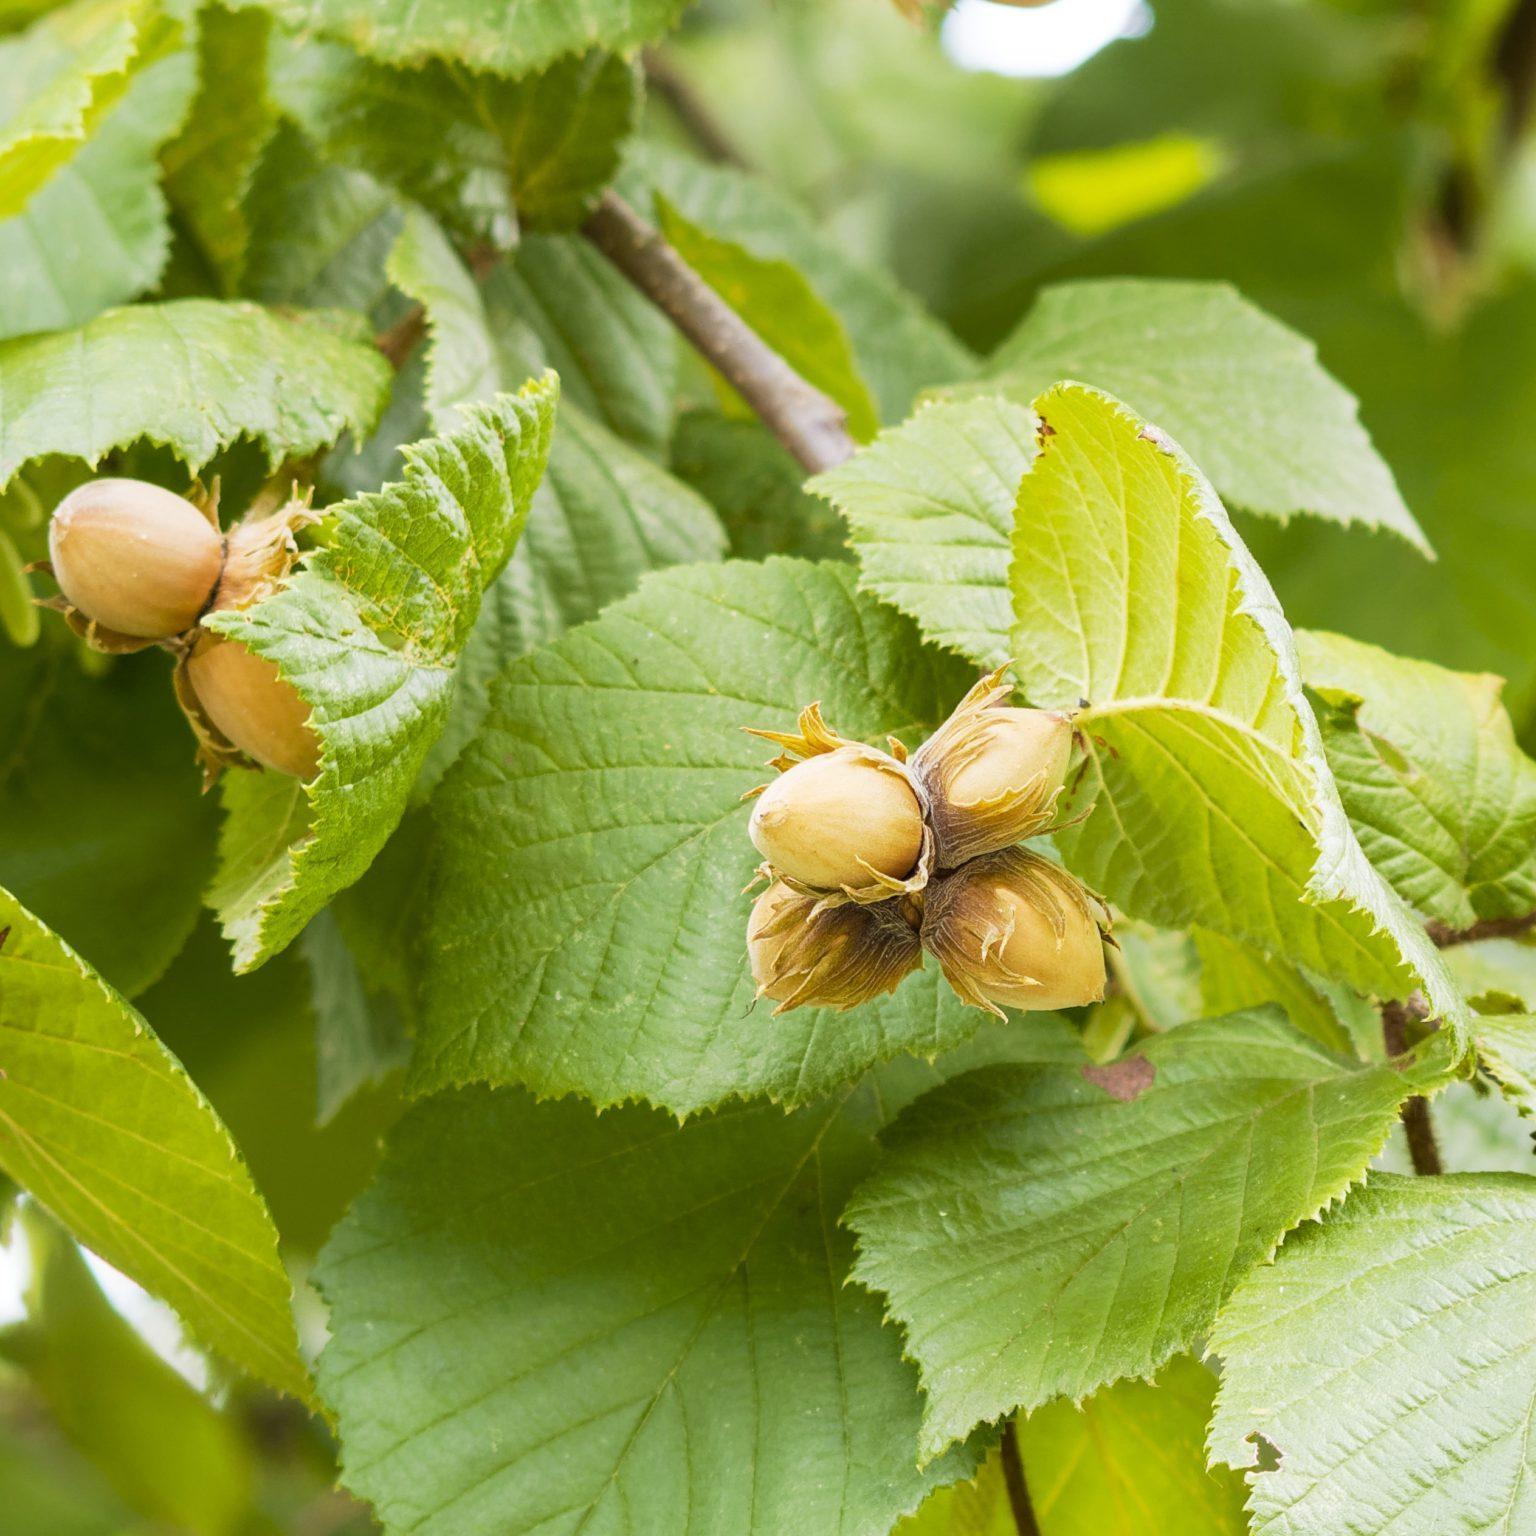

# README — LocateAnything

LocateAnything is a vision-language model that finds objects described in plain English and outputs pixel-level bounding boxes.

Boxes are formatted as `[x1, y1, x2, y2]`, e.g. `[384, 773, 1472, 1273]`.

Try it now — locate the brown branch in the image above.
[582, 190, 857, 474]
[1381, 998, 1444, 1177]
[642, 49, 751, 169]
[1000, 1419, 1042, 1536]
[1426, 908, 1536, 949]
[1497, 0, 1536, 149]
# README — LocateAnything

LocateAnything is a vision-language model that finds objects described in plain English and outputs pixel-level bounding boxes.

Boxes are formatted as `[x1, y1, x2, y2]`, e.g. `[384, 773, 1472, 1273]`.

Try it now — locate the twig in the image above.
[642, 49, 751, 169]
[999, 1419, 1042, 1536]
[1381, 999, 1444, 1177]
[1426, 909, 1536, 949]
[582, 190, 857, 474]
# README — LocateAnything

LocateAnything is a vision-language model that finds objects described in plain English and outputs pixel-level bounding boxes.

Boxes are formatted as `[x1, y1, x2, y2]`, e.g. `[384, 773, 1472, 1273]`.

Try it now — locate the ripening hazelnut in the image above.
[922, 848, 1106, 1016]
[748, 879, 922, 1014]
[48, 479, 223, 640]
[748, 744, 925, 894]
[184, 633, 320, 780]
[911, 667, 1074, 866]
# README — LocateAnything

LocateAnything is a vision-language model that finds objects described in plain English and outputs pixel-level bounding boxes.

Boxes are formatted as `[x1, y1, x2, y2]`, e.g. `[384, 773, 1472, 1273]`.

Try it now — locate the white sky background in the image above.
[0, 0, 1142, 1393]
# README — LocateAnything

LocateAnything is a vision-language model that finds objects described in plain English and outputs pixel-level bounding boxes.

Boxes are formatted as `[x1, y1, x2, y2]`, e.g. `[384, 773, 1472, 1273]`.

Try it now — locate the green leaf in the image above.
[0, 299, 390, 486]
[1445, 936, 1536, 1011]
[240, 121, 401, 310]
[810, 393, 1035, 666]
[0, 635, 217, 998]
[0, 27, 193, 338]
[640, 146, 976, 422]
[317, 1033, 1080, 1536]
[844, 1010, 1453, 1456]
[160, 4, 276, 292]
[376, 209, 726, 792]
[656, 189, 882, 440]
[275, 40, 638, 241]
[413, 557, 993, 1115]
[959, 280, 1424, 546]
[0, 0, 178, 220]
[484, 232, 678, 455]
[205, 375, 557, 970]
[243, 0, 687, 76]
[1299, 629, 1536, 930]
[1209, 1173, 1536, 1535]
[1470, 1012, 1536, 1118]
[1009, 386, 1466, 1036]
[1018, 1357, 1248, 1535]
[0, 1206, 257, 1535]
[0, 890, 308, 1399]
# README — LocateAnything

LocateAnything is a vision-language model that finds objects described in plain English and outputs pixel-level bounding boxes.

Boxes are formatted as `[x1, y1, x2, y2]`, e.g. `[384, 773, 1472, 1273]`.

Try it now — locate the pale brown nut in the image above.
[183, 632, 320, 781]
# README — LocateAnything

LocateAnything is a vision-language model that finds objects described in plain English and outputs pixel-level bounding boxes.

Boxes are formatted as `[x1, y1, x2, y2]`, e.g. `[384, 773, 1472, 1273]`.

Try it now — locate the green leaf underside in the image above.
[0, 299, 390, 487]
[318, 1032, 1083, 1536]
[381, 207, 726, 793]
[206, 376, 557, 971]
[0, 0, 177, 221]
[242, 0, 688, 76]
[1469, 1011, 1536, 1117]
[1209, 1174, 1536, 1535]
[844, 1010, 1453, 1457]
[810, 394, 1037, 668]
[1018, 1357, 1249, 1536]
[964, 279, 1425, 547]
[416, 558, 991, 1116]
[1010, 386, 1465, 1035]
[656, 190, 882, 441]
[0, 36, 193, 340]
[0, 890, 308, 1399]
[1299, 629, 1536, 930]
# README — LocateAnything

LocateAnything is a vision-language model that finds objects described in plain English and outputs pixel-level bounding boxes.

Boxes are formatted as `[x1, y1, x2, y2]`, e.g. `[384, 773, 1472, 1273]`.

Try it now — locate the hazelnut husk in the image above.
[910, 666, 1074, 866]
[921, 847, 1107, 1017]
[748, 879, 923, 1014]
[44, 479, 223, 647]
[744, 701, 934, 903]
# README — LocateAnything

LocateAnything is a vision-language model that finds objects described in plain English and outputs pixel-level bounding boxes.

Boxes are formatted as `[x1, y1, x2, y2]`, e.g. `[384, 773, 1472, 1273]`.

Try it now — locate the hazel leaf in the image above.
[1299, 629, 1536, 931]
[0, 299, 391, 488]
[844, 1010, 1456, 1457]
[1209, 1173, 1536, 1535]
[955, 280, 1426, 547]
[414, 557, 990, 1116]
[316, 1029, 1081, 1536]
[1011, 385, 1467, 1040]
[0, 889, 309, 1401]
[205, 374, 558, 971]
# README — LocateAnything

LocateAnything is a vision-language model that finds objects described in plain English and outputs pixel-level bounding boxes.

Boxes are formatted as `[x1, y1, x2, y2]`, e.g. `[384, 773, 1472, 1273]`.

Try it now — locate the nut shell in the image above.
[922, 848, 1106, 1016]
[184, 633, 320, 780]
[748, 745, 924, 893]
[49, 479, 223, 639]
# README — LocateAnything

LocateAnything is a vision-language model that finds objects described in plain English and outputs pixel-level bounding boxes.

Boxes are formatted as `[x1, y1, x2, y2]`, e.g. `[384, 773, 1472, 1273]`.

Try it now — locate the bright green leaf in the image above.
[205, 375, 557, 970]
[1011, 385, 1466, 1037]
[894, 1445, 1015, 1536]
[0, 890, 308, 1398]
[1470, 1012, 1536, 1118]
[0, 298, 390, 487]
[414, 558, 991, 1115]
[1300, 629, 1536, 930]
[845, 1010, 1453, 1456]
[1019, 1357, 1248, 1536]
[1209, 1173, 1536, 1535]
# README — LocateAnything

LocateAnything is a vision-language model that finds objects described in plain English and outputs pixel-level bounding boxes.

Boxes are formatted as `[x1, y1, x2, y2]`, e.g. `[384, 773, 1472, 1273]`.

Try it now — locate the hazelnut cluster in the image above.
[39, 477, 320, 781]
[744, 669, 1108, 1018]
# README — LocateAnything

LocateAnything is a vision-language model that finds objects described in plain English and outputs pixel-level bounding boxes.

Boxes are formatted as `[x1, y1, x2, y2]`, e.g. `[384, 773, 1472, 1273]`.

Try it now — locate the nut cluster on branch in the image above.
[744, 668, 1108, 1017]
[39, 477, 321, 782]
